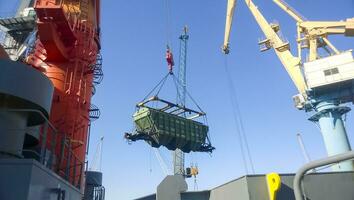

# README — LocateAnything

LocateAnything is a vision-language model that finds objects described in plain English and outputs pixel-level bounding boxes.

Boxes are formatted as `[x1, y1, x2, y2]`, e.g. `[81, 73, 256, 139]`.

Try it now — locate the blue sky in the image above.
[97, 1, 353, 199]
[1, 0, 354, 199]
[0, 1, 19, 17]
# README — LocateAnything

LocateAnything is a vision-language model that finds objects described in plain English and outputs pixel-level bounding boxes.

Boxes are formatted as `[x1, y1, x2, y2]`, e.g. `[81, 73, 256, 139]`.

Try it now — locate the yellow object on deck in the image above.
[266, 173, 281, 200]
[191, 167, 199, 176]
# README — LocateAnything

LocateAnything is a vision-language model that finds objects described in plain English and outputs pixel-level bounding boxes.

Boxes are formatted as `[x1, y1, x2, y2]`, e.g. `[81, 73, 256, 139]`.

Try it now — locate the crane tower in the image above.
[174, 27, 189, 176]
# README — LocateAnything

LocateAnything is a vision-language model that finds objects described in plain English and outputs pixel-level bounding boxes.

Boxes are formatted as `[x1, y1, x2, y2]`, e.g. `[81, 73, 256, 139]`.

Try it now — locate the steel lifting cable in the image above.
[164, 0, 172, 48]
[171, 73, 181, 102]
[202, 112, 213, 146]
[149, 146, 153, 173]
[142, 73, 170, 102]
[172, 74, 205, 114]
[223, 56, 255, 174]
[156, 74, 169, 96]
[141, 72, 206, 116]
[172, 73, 213, 153]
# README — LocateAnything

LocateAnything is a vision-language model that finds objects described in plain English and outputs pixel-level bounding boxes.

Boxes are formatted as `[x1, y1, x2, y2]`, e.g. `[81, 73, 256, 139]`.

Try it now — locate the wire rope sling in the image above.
[124, 69, 215, 153]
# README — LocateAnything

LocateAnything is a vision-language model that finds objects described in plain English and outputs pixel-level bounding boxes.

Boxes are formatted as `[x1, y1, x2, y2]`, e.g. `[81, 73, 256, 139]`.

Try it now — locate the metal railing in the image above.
[294, 151, 354, 200]
[93, 186, 105, 200]
[0, 109, 85, 189]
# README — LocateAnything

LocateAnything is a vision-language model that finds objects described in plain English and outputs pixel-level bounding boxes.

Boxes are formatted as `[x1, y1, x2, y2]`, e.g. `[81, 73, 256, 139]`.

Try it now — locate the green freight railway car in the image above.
[125, 96, 214, 153]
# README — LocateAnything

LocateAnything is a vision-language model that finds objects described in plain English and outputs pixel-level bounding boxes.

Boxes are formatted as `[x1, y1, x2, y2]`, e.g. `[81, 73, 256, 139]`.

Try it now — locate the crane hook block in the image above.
[266, 172, 281, 200]
[166, 47, 175, 73]
[222, 44, 230, 54]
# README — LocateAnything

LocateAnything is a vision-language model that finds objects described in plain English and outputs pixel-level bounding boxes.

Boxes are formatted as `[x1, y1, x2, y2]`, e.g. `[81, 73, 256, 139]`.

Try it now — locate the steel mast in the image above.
[173, 26, 189, 176]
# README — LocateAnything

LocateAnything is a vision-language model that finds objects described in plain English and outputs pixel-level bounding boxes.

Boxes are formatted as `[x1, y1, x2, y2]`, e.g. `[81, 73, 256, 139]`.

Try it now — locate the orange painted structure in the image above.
[26, 0, 101, 189]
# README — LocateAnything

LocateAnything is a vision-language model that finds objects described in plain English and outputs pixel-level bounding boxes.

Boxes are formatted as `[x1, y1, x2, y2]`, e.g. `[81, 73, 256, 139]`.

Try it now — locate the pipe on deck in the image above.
[294, 151, 354, 200]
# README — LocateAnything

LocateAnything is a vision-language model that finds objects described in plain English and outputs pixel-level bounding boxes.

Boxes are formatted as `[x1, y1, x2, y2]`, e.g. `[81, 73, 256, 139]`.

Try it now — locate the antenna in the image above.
[297, 133, 317, 173]
[89, 136, 104, 172]
[153, 148, 170, 176]
[297, 133, 311, 163]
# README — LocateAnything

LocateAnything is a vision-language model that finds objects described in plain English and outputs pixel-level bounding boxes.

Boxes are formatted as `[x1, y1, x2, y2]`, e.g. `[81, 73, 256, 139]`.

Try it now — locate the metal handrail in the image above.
[294, 151, 354, 200]
[0, 109, 85, 189]
[0, 109, 58, 166]
[0, 109, 57, 132]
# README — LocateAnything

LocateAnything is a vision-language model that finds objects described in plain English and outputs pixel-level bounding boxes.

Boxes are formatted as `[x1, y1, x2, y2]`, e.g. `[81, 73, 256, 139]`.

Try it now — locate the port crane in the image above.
[223, 0, 354, 171]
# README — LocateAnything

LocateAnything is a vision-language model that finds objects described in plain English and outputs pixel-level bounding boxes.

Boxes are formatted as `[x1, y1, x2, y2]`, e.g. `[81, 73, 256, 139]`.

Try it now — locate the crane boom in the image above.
[223, 0, 308, 96]
[273, 0, 354, 61]
[223, 0, 237, 54]
[272, 0, 354, 35]
[300, 20, 354, 34]
[273, 0, 305, 22]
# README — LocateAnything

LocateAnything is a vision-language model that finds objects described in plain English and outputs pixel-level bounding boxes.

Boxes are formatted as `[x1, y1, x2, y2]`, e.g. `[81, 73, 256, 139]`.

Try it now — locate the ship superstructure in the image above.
[0, 1, 104, 199]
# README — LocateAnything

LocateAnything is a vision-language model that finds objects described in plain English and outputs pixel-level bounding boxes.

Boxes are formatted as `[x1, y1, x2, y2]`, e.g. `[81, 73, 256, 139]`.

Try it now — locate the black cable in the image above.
[223, 56, 255, 174]
[156, 73, 170, 97]
[172, 73, 205, 113]
[142, 73, 170, 102]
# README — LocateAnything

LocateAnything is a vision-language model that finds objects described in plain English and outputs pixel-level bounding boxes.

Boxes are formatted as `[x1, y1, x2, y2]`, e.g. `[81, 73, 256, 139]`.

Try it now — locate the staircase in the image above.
[34, 0, 77, 61]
